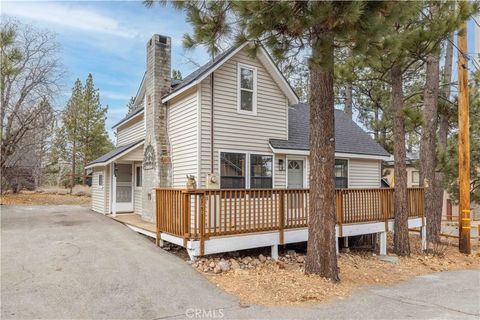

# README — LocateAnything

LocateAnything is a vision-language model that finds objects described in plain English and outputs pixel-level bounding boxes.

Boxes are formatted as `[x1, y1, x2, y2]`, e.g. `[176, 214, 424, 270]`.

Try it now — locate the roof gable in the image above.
[162, 42, 299, 105]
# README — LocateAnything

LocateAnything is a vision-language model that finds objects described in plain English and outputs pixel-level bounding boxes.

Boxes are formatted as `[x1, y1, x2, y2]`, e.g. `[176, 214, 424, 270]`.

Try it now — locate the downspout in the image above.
[210, 71, 214, 173]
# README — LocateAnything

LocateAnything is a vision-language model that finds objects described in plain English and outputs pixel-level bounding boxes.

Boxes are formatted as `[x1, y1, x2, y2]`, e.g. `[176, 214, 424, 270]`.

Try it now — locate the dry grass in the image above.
[0, 192, 90, 206]
[204, 236, 480, 306]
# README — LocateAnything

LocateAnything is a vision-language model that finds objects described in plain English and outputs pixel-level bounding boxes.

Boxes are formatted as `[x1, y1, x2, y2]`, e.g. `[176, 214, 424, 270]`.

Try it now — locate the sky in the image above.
[1, 1, 479, 141]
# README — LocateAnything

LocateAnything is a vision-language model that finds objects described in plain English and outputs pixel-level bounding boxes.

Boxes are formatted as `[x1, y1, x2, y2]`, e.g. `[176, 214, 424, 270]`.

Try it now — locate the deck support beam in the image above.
[379, 232, 387, 256]
[271, 244, 278, 260]
[335, 237, 339, 255]
[421, 225, 427, 251]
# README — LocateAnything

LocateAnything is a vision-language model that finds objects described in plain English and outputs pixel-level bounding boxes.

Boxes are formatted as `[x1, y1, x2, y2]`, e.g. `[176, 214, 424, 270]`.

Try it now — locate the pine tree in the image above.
[172, 69, 183, 80]
[76, 74, 112, 182]
[54, 75, 113, 191]
[126, 96, 136, 114]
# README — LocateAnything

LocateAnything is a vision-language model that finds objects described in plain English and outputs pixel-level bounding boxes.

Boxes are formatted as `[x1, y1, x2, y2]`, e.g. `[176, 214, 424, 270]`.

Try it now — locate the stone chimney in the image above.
[142, 34, 172, 222]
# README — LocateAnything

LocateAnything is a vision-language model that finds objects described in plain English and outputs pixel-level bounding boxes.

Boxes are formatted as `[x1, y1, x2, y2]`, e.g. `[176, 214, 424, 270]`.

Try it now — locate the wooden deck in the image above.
[111, 214, 156, 238]
[155, 187, 426, 258]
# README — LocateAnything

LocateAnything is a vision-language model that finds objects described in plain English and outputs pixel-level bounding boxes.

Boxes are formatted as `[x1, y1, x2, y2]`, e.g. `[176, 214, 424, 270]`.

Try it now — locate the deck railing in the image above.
[156, 187, 424, 253]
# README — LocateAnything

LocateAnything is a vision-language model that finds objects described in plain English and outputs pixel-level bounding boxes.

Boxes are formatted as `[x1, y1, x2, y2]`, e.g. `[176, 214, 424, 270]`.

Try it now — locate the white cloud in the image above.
[2, 1, 137, 38]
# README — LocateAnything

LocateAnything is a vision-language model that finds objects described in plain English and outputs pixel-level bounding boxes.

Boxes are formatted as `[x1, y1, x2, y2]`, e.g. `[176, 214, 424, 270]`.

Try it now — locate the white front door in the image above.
[287, 160, 304, 188]
[115, 163, 133, 212]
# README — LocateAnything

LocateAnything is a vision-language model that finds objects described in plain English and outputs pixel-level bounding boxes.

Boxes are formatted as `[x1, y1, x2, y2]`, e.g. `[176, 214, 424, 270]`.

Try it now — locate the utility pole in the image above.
[457, 21, 471, 254]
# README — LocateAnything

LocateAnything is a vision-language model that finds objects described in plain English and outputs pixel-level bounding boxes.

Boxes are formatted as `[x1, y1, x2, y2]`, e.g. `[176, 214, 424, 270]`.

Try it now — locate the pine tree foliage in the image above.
[52, 75, 113, 187]
[172, 69, 183, 80]
[126, 97, 136, 114]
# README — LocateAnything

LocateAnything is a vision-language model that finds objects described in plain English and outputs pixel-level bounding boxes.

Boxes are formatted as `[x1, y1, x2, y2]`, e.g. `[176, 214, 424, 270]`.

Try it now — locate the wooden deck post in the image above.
[279, 190, 285, 245]
[379, 231, 387, 256]
[199, 192, 205, 257]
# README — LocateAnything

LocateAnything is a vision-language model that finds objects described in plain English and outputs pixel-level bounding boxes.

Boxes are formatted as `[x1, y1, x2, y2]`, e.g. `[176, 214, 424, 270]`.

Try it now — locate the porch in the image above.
[154, 187, 426, 259]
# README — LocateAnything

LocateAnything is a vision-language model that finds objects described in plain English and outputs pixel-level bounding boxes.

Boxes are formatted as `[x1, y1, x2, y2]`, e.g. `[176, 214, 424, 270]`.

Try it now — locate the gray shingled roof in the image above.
[87, 140, 144, 166]
[269, 103, 390, 157]
[112, 105, 144, 129]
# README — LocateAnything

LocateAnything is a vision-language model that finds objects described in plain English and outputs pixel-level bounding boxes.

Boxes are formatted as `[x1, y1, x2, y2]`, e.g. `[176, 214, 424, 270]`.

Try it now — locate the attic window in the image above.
[237, 64, 257, 115]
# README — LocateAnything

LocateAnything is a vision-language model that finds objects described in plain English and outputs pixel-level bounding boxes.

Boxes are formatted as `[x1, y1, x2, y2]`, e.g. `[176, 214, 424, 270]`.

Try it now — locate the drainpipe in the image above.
[210, 72, 214, 173]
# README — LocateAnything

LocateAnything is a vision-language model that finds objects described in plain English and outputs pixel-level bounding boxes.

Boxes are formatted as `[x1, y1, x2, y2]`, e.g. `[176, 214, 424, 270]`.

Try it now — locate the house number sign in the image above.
[143, 144, 155, 170]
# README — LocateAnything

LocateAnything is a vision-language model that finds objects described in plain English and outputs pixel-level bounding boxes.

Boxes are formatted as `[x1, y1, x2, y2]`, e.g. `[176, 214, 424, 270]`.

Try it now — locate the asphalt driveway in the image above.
[1, 205, 479, 320]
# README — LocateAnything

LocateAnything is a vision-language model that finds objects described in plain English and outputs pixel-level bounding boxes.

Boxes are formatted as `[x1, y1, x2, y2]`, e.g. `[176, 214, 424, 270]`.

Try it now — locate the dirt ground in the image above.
[0, 192, 90, 206]
[198, 236, 480, 306]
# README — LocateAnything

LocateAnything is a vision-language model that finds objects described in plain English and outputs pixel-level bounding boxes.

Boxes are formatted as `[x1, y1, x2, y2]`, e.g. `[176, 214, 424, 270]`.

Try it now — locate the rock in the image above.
[258, 254, 267, 263]
[217, 261, 230, 272]
[287, 250, 296, 256]
[276, 261, 286, 269]
[296, 255, 305, 263]
[209, 261, 216, 268]
[378, 255, 399, 264]
[213, 266, 222, 274]
[230, 259, 241, 270]
[203, 267, 209, 273]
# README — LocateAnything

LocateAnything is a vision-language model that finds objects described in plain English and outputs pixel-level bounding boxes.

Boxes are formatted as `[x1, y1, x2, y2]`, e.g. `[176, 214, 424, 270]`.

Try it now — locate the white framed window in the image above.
[334, 159, 348, 188]
[220, 152, 246, 189]
[237, 63, 257, 115]
[411, 170, 419, 185]
[250, 154, 273, 188]
[135, 165, 143, 188]
[98, 174, 104, 188]
[219, 150, 274, 189]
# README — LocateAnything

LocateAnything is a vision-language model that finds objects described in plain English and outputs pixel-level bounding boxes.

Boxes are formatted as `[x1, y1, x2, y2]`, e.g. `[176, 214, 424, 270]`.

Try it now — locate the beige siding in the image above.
[117, 115, 145, 146]
[275, 154, 286, 188]
[91, 168, 106, 214]
[168, 87, 198, 188]
[199, 48, 288, 187]
[348, 159, 381, 188]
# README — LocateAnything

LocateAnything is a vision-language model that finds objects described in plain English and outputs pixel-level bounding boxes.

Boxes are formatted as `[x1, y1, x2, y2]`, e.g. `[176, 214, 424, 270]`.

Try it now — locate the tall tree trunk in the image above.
[344, 83, 353, 118]
[434, 34, 454, 231]
[391, 62, 410, 256]
[305, 31, 339, 282]
[420, 51, 440, 245]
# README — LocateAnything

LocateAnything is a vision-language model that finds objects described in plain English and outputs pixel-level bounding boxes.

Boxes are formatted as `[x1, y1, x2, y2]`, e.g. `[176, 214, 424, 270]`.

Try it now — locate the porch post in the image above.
[112, 162, 117, 217]
[379, 232, 387, 255]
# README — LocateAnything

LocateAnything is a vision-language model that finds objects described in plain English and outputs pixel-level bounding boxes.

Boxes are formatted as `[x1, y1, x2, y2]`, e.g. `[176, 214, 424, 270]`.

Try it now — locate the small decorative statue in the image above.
[186, 175, 197, 190]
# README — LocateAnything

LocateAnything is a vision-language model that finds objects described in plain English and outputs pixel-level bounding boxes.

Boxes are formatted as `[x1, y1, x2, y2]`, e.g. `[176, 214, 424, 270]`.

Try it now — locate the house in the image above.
[86, 34, 425, 259]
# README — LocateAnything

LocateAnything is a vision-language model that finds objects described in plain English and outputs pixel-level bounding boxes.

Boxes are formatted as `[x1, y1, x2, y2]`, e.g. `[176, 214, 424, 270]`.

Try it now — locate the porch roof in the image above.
[85, 140, 144, 169]
[269, 103, 391, 159]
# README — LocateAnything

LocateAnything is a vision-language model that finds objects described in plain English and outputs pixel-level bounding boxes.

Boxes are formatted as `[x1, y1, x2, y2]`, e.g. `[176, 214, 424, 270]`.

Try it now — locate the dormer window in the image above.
[237, 64, 257, 115]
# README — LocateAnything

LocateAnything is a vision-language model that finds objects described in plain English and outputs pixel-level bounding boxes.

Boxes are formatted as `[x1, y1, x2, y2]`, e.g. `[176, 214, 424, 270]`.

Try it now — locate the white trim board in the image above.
[269, 145, 391, 161]
[85, 141, 145, 169]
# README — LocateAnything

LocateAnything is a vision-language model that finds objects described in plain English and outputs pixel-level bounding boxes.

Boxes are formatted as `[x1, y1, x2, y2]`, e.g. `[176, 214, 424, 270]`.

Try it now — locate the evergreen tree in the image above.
[76, 74, 112, 181]
[172, 69, 183, 80]
[126, 96, 136, 114]
[53, 75, 113, 191]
